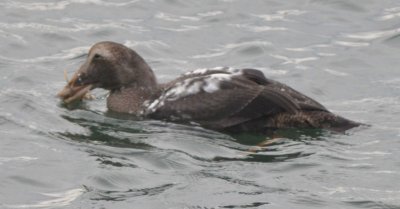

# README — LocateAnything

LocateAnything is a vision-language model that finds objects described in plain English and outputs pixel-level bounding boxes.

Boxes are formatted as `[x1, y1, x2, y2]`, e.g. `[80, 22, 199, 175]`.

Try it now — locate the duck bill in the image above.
[57, 71, 93, 104]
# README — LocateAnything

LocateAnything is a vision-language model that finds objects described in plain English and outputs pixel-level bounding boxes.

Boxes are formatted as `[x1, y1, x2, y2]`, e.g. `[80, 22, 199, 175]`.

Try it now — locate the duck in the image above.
[58, 41, 362, 133]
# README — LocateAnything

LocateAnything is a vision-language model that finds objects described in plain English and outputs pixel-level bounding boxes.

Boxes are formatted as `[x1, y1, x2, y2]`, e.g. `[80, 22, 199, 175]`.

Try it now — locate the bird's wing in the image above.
[145, 69, 305, 129]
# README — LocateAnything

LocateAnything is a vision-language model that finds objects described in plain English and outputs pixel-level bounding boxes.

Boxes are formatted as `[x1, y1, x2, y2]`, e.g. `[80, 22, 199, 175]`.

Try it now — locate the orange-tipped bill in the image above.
[57, 70, 93, 104]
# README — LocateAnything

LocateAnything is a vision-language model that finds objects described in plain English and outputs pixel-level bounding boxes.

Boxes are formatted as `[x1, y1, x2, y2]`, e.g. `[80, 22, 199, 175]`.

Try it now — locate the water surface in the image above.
[1, 0, 400, 208]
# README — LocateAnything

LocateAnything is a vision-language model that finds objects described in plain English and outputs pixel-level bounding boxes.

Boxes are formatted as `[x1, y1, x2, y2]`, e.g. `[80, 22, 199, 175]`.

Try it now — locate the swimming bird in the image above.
[58, 41, 361, 133]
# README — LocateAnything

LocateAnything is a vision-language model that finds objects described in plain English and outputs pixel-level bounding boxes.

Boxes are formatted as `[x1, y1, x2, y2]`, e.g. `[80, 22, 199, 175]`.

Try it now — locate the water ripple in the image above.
[0, 40, 169, 63]
[0, 156, 38, 165]
[269, 54, 319, 65]
[197, 11, 223, 17]
[254, 10, 307, 22]
[345, 28, 400, 41]
[191, 40, 272, 59]
[334, 41, 370, 47]
[0, 46, 88, 63]
[123, 39, 170, 49]
[0, 0, 139, 11]
[229, 23, 287, 32]
[0, 0, 398, 208]
[0, 29, 26, 43]
[155, 12, 201, 22]
[0, 20, 147, 33]
[90, 184, 174, 201]
[337, 97, 400, 106]
[157, 25, 208, 32]
[378, 7, 400, 21]
[323, 68, 349, 77]
[324, 186, 400, 208]
[5, 188, 85, 208]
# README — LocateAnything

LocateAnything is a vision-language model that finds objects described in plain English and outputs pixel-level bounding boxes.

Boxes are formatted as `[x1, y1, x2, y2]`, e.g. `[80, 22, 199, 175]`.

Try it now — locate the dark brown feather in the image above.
[60, 42, 362, 133]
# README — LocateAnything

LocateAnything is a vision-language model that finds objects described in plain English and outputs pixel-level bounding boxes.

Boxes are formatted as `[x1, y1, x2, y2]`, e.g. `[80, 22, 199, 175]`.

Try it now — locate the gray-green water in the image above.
[1, 0, 400, 208]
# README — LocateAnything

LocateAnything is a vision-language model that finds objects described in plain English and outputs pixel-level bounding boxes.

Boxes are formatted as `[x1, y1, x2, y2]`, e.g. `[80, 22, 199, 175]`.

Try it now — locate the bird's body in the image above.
[58, 41, 361, 133]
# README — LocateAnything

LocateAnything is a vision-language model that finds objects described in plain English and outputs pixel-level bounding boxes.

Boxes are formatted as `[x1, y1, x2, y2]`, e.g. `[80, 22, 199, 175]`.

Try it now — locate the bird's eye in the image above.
[93, 54, 102, 59]
[76, 73, 84, 85]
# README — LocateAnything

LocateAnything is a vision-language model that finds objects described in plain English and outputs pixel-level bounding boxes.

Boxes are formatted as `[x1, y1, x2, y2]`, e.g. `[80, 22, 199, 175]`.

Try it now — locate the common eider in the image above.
[58, 41, 362, 133]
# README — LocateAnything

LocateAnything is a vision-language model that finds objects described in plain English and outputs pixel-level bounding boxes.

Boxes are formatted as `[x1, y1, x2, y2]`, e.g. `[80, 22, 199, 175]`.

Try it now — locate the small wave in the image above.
[155, 13, 201, 22]
[285, 46, 336, 57]
[245, 67, 288, 76]
[123, 40, 170, 49]
[150, 57, 188, 65]
[0, 88, 88, 134]
[155, 10, 224, 23]
[225, 40, 272, 49]
[0, 156, 38, 165]
[373, 170, 397, 174]
[0, 0, 139, 11]
[345, 28, 400, 41]
[337, 97, 400, 106]
[324, 186, 400, 207]
[323, 69, 349, 77]
[0, 20, 147, 33]
[0, 46, 89, 63]
[197, 11, 223, 17]
[190, 51, 226, 59]
[191, 40, 272, 59]
[89, 184, 174, 201]
[157, 25, 208, 32]
[0, 40, 166, 63]
[285, 47, 312, 52]
[0, 29, 26, 43]
[229, 23, 287, 32]
[377, 77, 400, 84]
[376, 77, 400, 89]
[5, 188, 85, 208]
[317, 52, 336, 57]
[254, 10, 307, 22]
[378, 7, 400, 21]
[334, 41, 370, 47]
[269, 54, 319, 65]
[348, 151, 391, 156]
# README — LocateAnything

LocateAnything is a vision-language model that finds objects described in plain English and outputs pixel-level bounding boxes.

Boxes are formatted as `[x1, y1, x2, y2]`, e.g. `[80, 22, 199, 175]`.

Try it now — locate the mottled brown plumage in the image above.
[58, 41, 362, 133]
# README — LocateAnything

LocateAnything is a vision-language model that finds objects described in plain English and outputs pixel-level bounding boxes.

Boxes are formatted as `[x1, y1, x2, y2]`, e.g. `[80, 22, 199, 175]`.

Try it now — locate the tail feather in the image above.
[266, 111, 363, 132]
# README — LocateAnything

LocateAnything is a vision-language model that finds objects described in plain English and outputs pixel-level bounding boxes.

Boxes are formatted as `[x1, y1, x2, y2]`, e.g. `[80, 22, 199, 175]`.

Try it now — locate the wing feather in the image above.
[146, 68, 329, 130]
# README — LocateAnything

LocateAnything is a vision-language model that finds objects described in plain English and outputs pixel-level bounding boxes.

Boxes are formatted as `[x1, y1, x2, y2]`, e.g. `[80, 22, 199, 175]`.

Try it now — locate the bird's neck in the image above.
[107, 85, 157, 114]
[107, 59, 159, 114]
